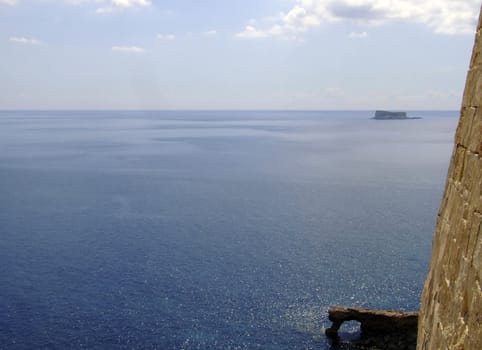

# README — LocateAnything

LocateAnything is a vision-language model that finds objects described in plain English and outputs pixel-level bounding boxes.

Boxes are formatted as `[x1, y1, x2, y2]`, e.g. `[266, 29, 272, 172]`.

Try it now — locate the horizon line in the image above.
[0, 108, 460, 112]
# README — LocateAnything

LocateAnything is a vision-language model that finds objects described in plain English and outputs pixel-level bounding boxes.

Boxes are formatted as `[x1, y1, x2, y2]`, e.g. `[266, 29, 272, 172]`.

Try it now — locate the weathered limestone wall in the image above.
[417, 7, 482, 350]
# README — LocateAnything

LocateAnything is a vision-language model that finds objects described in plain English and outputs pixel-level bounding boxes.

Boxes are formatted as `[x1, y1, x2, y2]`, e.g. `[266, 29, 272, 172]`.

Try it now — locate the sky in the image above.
[0, 0, 480, 110]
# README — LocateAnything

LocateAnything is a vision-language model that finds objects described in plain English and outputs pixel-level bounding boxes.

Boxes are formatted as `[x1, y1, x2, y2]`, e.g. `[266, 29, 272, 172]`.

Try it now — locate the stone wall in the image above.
[417, 7, 482, 350]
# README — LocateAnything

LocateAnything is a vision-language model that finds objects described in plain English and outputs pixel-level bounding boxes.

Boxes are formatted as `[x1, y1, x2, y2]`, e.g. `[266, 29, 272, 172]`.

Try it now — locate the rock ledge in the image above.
[325, 306, 418, 349]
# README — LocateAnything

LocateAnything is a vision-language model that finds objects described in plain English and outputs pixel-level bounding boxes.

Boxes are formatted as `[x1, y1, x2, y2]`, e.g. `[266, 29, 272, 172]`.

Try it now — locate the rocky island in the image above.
[372, 110, 421, 120]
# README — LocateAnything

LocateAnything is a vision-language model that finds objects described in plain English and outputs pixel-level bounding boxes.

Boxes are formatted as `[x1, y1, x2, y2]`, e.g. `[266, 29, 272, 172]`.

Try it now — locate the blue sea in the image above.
[0, 110, 458, 349]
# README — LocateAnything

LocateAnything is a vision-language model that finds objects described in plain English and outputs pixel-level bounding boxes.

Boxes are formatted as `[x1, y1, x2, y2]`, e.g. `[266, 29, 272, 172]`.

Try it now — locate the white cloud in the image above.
[349, 31, 368, 39]
[157, 34, 176, 40]
[95, 0, 151, 14]
[9, 37, 42, 45]
[112, 45, 145, 53]
[236, 25, 290, 39]
[236, 26, 269, 39]
[0, 0, 17, 5]
[111, 0, 150, 8]
[65, 0, 109, 6]
[203, 30, 217, 37]
[236, 0, 480, 39]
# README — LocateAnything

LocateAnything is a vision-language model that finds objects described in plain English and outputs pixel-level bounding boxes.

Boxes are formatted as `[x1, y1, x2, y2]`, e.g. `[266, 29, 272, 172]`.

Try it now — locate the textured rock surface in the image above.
[417, 7, 482, 350]
[326, 307, 418, 349]
[326, 306, 418, 335]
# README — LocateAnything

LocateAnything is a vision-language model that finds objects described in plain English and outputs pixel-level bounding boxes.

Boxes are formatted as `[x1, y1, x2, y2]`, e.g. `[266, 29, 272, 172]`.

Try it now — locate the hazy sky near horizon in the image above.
[0, 0, 480, 110]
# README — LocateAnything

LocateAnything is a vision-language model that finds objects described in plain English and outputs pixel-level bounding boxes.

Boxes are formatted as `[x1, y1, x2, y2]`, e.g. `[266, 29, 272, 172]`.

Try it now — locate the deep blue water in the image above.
[0, 110, 458, 349]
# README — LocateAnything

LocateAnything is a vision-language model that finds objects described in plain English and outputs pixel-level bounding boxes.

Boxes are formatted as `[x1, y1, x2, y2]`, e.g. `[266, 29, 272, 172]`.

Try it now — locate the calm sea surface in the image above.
[0, 110, 458, 349]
